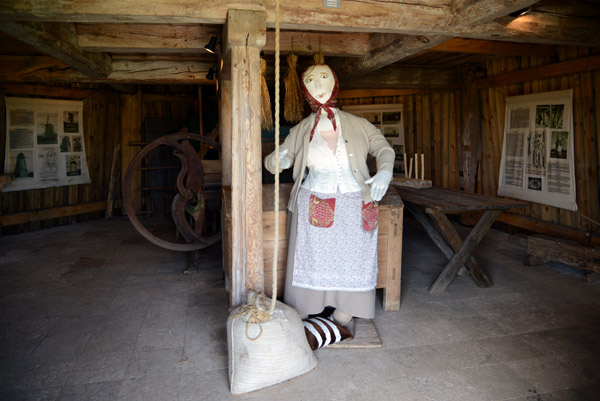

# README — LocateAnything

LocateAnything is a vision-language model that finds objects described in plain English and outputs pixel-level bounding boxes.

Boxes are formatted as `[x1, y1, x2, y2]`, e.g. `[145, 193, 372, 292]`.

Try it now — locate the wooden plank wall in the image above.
[480, 47, 600, 236]
[0, 86, 120, 235]
[124, 88, 196, 214]
[339, 46, 599, 241]
[141, 91, 194, 125]
[338, 91, 461, 190]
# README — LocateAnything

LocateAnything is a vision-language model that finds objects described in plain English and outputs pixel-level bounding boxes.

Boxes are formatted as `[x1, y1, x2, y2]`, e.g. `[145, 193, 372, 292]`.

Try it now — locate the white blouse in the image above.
[301, 112, 362, 194]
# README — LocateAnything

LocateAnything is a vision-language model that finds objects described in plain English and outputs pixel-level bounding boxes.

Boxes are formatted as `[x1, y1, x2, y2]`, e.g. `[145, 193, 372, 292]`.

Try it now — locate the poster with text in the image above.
[498, 90, 576, 210]
[3, 97, 90, 192]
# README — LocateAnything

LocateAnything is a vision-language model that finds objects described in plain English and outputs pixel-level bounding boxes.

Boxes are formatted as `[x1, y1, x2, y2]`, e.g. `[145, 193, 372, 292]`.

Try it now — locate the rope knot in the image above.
[231, 291, 273, 341]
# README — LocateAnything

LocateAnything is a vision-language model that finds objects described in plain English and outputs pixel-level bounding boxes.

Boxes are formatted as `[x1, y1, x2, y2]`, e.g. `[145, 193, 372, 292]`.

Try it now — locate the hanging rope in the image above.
[270, 0, 281, 314]
[260, 57, 273, 131]
[284, 40, 303, 123]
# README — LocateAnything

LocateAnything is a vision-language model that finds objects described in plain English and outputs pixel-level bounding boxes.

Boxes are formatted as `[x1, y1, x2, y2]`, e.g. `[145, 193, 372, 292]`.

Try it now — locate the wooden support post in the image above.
[458, 65, 482, 194]
[197, 85, 206, 157]
[220, 50, 234, 300]
[120, 91, 142, 214]
[220, 52, 232, 188]
[224, 9, 266, 306]
[105, 136, 120, 219]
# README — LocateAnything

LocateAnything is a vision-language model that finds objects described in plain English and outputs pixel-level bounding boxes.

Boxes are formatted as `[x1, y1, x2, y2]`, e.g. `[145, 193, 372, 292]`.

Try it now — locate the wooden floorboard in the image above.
[325, 319, 382, 349]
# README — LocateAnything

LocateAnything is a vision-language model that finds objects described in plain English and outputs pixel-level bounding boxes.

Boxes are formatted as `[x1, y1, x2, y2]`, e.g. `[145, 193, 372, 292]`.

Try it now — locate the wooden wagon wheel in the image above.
[122, 133, 221, 251]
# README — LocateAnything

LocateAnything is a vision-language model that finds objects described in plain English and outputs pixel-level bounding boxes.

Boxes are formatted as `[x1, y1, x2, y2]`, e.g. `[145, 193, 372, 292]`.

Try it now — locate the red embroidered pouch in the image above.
[362, 201, 379, 231]
[308, 194, 336, 228]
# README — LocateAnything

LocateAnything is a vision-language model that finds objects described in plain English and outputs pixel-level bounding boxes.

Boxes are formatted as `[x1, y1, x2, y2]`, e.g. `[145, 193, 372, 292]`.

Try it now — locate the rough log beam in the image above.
[341, 65, 462, 90]
[477, 54, 600, 88]
[0, 1, 598, 46]
[429, 38, 556, 57]
[0, 56, 215, 85]
[533, 1, 600, 19]
[0, 0, 444, 27]
[265, 31, 368, 57]
[0, 54, 456, 89]
[0, 21, 112, 78]
[451, 0, 540, 26]
[470, 13, 600, 46]
[0, 83, 100, 99]
[76, 23, 220, 54]
[332, 33, 450, 80]
[77, 23, 369, 57]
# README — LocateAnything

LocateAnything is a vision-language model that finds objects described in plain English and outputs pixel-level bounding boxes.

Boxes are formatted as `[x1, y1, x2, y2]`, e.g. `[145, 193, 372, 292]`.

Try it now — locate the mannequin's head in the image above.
[301, 64, 339, 111]
[302, 64, 336, 103]
[301, 64, 339, 140]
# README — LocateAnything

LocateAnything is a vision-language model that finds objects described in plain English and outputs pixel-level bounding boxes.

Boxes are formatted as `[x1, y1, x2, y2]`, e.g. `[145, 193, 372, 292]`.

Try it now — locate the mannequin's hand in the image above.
[365, 170, 392, 201]
[264, 149, 292, 174]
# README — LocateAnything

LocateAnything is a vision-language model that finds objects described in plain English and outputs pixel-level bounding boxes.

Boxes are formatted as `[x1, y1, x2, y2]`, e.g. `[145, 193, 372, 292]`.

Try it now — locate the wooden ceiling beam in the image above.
[0, 21, 112, 78]
[331, 33, 450, 80]
[0, 83, 101, 99]
[76, 23, 219, 54]
[338, 89, 428, 99]
[0, 56, 215, 85]
[76, 23, 368, 57]
[264, 31, 368, 57]
[469, 12, 600, 46]
[0, 1, 597, 46]
[430, 38, 556, 57]
[451, 0, 540, 26]
[532, 0, 600, 19]
[477, 54, 600, 88]
[340, 65, 462, 90]
[0, 0, 445, 28]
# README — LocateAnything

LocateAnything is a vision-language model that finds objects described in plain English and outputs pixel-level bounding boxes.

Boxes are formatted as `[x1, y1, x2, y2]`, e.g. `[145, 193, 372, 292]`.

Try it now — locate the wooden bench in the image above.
[511, 234, 600, 282]
[224, 183, 404, 311]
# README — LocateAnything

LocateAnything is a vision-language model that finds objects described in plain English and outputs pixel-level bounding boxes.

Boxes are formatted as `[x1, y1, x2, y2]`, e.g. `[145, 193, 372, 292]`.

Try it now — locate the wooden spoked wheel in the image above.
[122, 133, 221, 251]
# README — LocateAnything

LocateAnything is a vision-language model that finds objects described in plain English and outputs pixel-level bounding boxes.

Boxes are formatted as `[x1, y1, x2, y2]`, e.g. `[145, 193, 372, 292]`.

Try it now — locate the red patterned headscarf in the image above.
[301, 64, 339, 142]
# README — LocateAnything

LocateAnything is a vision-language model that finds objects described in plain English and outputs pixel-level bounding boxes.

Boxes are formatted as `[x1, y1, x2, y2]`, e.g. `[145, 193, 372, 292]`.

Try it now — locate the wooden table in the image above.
[394, 185, 526, 293]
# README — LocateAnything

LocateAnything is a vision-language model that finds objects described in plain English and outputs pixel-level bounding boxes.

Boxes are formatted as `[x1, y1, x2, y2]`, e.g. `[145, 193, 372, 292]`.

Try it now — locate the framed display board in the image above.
[343, 104, 405, 175]
[498, 90, 576, 211]
[3, 97, 90, 192]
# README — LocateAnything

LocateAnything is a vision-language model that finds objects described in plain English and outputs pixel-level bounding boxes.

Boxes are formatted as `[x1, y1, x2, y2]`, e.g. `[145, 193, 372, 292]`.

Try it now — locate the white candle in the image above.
[414, 153, 418, 180]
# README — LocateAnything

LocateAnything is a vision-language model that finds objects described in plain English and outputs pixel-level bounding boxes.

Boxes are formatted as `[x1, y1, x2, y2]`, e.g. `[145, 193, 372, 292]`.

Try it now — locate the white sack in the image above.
[227, 292, 317, 394]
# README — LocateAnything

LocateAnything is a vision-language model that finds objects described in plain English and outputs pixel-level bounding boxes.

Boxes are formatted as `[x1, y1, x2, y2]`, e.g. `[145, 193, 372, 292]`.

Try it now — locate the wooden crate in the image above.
[223, 183, 404, 311]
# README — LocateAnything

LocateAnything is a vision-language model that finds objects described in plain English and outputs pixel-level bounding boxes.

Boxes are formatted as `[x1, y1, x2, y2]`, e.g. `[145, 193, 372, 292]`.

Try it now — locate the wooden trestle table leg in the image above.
[427, 210, 493, 288]
[428, 210, 501, 294]
[405, 203, 474, 283]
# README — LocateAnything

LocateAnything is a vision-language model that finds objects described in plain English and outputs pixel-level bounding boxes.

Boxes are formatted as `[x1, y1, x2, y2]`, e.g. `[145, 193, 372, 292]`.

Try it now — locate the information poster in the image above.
[343, 104, 405, 175]
[3, 97, 90, 192]
[498, 90, 576, 210]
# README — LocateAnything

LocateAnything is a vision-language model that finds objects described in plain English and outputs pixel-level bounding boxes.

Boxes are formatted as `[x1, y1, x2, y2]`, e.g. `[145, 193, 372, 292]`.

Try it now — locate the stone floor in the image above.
[1, 216, 599, 401]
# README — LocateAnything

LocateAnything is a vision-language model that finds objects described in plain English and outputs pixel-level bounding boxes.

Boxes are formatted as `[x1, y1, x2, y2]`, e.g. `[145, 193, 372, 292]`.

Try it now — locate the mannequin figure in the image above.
[264, 64, 394, 329]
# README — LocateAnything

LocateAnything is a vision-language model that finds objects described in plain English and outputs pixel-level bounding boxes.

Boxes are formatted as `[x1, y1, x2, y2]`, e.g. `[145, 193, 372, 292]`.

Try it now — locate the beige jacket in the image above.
[268, 109, 395, 213]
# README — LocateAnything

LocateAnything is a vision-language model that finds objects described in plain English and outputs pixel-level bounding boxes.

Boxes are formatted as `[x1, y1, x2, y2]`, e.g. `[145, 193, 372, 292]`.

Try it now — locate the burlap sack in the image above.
[227, 292, 317, 394]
